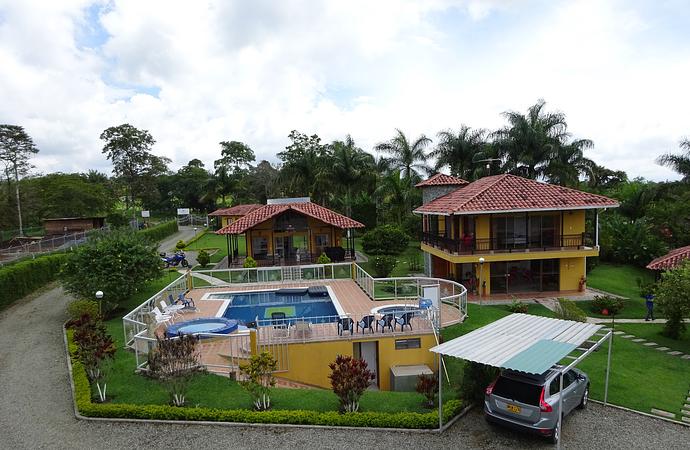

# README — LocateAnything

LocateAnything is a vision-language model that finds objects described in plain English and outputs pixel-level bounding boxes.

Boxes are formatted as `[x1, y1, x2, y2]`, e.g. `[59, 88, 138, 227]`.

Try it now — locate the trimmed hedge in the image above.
[0, 253, 67, 310]
[67, 331, 463, 428]
[140, 220, 179, 243]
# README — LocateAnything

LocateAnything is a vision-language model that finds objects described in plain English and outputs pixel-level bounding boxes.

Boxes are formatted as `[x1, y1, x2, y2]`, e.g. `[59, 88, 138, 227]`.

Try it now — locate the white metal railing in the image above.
[123, 262, 468, 351]
[132, 329, 252, 379]
[0, 228, 107, 264]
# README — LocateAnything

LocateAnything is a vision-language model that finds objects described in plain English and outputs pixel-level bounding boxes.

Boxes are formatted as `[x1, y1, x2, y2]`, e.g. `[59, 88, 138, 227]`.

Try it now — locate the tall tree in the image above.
[374, 170, 416, 225]
[0, 125, 39, 235]
[543, 139, 594, 186]
[277, 130, 331, 202]
[585, 163, 628, 190]
[657, 138, 690, 182]
[493, 99, 569, 179]
[100, 124, 169, 216]
[431, 125, 487, 180]
[374, 129, 431, 183]
[213, 141, 256, 205]
[329, 135, 375, 216]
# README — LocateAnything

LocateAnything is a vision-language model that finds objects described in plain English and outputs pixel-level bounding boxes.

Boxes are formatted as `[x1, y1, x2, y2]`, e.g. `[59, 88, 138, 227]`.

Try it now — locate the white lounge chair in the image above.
[160, 300, 185, 319]
[151, 307, 173, 325]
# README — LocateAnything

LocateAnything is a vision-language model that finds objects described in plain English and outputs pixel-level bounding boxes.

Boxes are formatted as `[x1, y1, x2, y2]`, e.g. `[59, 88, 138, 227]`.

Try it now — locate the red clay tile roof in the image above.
[415, 173, 469, 187]
[414, 174, 619, 215]
[646, 245, 690, 271]
[208, 204, 262, 216]
[216, 202, 365, 234]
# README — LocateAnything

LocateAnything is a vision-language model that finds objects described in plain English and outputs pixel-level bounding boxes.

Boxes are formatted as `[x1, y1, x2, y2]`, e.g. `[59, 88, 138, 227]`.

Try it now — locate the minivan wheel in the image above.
[578, 386, 589, 409]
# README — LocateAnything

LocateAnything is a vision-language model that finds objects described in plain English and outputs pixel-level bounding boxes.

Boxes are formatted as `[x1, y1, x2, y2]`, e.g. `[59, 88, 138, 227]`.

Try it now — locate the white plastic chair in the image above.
[160, 300, 185, 319]
[152, 307, 173, 325]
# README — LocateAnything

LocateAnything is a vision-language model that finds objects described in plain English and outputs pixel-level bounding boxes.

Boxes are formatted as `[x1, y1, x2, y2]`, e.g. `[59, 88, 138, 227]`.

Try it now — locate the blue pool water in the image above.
[212, 289, 338, 325]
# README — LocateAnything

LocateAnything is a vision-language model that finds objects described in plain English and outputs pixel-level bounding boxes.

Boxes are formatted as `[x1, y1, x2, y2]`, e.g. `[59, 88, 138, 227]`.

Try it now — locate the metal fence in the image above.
[188, 262, 354, 288]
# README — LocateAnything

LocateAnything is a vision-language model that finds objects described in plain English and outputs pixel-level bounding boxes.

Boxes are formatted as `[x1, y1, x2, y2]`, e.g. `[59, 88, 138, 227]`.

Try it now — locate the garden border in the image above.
[589, 399, 689, 428]
[63, 325, 471, 432]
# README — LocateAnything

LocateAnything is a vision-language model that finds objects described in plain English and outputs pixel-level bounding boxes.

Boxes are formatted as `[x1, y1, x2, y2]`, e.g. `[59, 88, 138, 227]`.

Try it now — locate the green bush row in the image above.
[139, 220, 179, 243]
[67, 332, 463, 428]
[0, 253, 67, 310]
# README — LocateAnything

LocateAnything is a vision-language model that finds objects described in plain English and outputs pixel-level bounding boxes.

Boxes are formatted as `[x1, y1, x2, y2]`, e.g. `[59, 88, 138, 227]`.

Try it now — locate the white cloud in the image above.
[0, 0, 687, 181]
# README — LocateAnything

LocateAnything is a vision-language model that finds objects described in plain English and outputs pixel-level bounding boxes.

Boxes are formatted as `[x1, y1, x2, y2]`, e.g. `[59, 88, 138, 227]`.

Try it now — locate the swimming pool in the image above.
[206, 287, 342, 326]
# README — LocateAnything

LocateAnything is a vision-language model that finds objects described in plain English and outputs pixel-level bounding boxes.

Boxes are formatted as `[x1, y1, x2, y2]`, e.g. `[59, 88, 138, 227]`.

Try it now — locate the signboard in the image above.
[177, 208, 190, 215]
[141, 210, 150, 218]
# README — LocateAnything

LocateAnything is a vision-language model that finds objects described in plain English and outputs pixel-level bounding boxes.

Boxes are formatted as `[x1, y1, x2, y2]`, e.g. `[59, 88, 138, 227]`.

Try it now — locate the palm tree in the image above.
[657, 138, 690, 181]
[374, 129, 431, 184]
[431, 125, 488, 180]
[329, 135, 376, 216]
[585, 163, 628, 190]
[374, 170, 414, 225]
[544, 139, 594, 186]
[493, 99, 569, 179]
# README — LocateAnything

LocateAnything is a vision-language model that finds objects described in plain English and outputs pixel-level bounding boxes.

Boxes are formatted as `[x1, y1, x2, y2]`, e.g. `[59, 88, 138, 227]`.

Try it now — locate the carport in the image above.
[432, 313, 613, 448]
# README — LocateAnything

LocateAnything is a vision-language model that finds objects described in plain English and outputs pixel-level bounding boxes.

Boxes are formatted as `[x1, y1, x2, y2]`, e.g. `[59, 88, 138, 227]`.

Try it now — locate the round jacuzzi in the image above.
[371, 304, 423, 315]
[165, 317, 239, 337]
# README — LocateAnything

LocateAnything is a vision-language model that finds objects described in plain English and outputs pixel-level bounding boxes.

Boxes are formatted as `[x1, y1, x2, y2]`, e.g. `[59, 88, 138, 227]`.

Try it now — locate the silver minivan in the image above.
[484, 365, 589, 444]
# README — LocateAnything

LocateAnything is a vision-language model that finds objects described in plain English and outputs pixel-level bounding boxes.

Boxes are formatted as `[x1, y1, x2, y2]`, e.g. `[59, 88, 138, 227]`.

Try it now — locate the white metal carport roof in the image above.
[430, 313, 603, 374]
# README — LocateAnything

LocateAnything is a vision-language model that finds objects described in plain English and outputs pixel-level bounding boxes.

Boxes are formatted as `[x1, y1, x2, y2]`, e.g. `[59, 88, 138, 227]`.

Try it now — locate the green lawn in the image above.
[441, 303, 690, 419]
[580, 263, 655, 319]
[185, 232, 246, 264]
[614, 323, 690, 355]
[354, 238, 424, 277]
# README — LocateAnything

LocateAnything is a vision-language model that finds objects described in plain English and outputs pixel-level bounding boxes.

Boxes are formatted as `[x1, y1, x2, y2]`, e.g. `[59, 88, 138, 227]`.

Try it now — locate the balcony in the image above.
[420, 231, 593, 256]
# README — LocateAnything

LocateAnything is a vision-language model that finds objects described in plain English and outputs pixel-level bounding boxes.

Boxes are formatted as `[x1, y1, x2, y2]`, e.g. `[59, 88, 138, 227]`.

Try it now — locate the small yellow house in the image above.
[217, 198, 364, 266]
[415, 174, 619, 296]
[209, 204, 262, 228]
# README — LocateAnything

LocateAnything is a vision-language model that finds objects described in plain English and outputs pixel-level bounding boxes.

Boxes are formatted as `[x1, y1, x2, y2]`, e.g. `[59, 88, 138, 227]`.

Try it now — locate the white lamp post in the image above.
[95, 290, 104, 316]
[478, 257, 485, 308]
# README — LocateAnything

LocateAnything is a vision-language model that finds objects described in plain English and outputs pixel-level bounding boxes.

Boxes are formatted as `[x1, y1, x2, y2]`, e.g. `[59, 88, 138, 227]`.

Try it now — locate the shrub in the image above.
[175, 240, 186, 250]
[139, 220, 178, 242]
[239, 351, 278, 411]
[416, 373, 438, 407]
[555, 298, 587, 322]
[637, 278, 656, 298]
[60, 229, 162, 314]
[406, 253, 422, 272]
[71, 314, 115, 402]
[243, 256, 258, 268]
[197, 249, 210, 268]
[655, 260, 690, 339]
[459, 361, 499, 405]
[148, 333, 204, 406]
[371, 255, 397, 278]
[67, 299, 100, 321]
[361, 225, 410, 256]
[0, 253, 67, 310]
[590, 295, 625, 315]
[329, 355, 375, 413]
[507, 300, 529, 314]
[316, 253, 332, 264]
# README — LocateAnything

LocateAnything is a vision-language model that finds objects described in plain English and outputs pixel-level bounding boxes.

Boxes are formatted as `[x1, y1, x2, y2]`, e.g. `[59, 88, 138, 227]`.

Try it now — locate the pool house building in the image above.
[217, 197, 364, 267]
[415, 174, 619, 297]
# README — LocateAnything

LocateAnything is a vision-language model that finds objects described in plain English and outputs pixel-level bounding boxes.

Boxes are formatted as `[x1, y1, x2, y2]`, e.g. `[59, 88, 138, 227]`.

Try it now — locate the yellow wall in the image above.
[559, 257, 586, 291]
[421, 242, 599, 264]
[477, 261, 491, 295]
[245, 215, 342, 257]
[562, 210, 585, 235]
[475, 215, 490, 239]
[438, 216, 446, 235]
[274, 334, 437, 391]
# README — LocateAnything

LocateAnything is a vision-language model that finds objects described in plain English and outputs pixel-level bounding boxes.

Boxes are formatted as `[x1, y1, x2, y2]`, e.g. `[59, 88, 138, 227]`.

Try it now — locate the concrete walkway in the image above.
[158, 225, 199, 253]
[179, 269, 227, 286]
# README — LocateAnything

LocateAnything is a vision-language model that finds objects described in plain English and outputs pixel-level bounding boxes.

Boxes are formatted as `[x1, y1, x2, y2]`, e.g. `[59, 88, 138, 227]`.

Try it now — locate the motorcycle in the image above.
[160, 251, 189, 268]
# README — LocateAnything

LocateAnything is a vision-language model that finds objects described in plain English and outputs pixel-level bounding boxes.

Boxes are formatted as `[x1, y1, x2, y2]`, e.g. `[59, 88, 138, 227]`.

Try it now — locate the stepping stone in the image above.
[613, 331, 625, 335]
[632, 338, 646, 342]
[651, 408, 676, 419]
[621, 334, 635, 338]
[681, 355, 690, 359]
[644, 342, 658, 346]
[601, 327, 613, 331]
[655, 346, 670, 351]
[681, 410, 690, 417]
[683, 417, 690, 424]
[667, 351, 682, 356]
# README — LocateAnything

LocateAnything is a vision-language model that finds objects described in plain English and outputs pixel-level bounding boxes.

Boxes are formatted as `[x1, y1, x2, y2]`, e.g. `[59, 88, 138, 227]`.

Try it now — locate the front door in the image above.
[354, 341, 379, 388]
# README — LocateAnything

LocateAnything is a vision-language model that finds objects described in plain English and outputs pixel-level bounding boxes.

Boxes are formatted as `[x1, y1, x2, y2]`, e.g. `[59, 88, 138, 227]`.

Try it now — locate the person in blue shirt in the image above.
[645, 295, 655, 321]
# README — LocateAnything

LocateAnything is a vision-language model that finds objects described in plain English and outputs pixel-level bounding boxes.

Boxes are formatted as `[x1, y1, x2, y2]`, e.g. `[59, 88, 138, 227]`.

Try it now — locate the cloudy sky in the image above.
[0, 0, 688, 181]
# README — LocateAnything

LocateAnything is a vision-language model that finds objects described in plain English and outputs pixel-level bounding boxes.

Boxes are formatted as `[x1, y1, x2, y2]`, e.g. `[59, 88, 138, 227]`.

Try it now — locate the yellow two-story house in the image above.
[414, 173, 619, 297]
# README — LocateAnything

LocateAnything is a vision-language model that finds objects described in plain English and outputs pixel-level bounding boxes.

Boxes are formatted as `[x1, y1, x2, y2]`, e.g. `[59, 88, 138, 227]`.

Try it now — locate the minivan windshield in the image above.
[492, 376, 542, 406]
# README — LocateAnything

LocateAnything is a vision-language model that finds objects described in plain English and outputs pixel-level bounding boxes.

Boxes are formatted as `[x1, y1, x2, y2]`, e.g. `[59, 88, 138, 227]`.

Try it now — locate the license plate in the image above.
[506, 404, 521, 414]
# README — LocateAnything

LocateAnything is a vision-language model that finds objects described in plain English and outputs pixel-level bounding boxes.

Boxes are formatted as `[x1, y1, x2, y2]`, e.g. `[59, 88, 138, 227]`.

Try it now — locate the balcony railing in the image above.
[421, 231, 592, 255]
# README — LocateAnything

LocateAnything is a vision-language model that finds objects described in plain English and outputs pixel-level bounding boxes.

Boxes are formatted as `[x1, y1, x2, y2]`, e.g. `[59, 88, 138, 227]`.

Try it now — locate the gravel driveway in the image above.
[0, 285, 688, 450]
